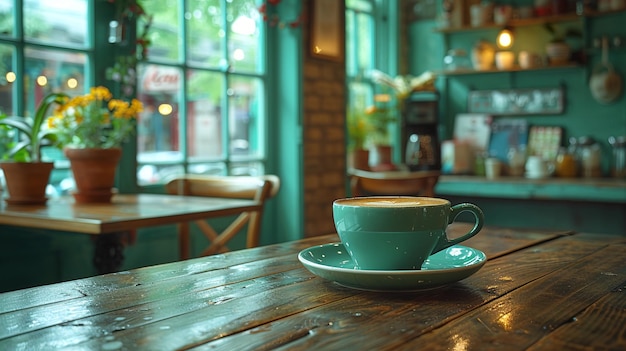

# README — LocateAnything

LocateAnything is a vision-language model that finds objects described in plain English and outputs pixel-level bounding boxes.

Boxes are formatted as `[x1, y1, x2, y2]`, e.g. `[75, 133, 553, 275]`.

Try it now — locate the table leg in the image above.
[92, 232, 126, 274]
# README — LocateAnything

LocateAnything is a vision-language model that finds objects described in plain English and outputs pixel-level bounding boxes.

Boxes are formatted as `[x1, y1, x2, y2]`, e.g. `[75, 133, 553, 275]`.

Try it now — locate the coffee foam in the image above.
[336, 197, 447, 208]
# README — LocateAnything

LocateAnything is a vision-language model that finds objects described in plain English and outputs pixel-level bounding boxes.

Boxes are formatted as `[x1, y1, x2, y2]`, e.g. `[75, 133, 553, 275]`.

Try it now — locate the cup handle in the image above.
[431, 203, 485, 254]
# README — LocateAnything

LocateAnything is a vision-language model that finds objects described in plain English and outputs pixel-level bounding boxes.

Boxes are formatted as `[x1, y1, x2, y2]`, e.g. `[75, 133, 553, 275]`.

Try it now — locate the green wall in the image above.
[409, 8, 626, 235]
[410, 12, 626, 168]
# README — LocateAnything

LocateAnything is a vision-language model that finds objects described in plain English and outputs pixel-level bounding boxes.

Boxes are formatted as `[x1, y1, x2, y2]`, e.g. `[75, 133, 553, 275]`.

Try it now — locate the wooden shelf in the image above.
[435, 175, 626, 203]
[434, 13, 581, 34]
[434, 9, 626, 34]
[438, 63, 581, 76]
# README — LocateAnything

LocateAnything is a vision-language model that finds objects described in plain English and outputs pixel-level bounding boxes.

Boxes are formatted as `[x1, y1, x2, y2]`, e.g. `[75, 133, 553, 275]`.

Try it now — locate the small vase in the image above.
[370, 145, 396, 171]
[471, 41, 496, 71]
[64, 147, 122, 204]
[0, 162, 53, 205]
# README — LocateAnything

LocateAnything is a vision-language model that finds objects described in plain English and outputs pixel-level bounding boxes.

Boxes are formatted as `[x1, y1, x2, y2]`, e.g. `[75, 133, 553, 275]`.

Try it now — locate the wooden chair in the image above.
[349, 169, 440, 197]
[165, 174, 280, 259]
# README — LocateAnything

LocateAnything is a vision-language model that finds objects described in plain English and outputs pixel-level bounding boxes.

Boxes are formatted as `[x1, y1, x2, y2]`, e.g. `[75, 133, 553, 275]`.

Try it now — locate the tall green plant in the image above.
[0, 92, 68, 162]
[347, 108, 370, 151]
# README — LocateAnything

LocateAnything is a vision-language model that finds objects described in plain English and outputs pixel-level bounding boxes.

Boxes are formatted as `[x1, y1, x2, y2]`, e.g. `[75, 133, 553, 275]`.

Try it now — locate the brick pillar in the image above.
[301, 1, 347, 237]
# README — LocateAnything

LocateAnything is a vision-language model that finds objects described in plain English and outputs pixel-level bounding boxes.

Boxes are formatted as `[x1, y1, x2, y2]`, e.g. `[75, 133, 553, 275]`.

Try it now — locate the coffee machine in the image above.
[402, 91, 441, 171]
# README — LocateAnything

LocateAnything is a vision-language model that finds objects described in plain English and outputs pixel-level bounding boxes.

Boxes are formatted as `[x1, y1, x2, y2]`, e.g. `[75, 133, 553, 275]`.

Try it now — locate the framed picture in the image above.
[309, 0, 344, 61]
[467, 87, 565, 116]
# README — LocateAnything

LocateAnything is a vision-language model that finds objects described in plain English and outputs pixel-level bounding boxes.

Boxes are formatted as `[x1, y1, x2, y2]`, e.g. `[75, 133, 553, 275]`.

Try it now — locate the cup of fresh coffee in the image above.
[332, 196, 484, 270]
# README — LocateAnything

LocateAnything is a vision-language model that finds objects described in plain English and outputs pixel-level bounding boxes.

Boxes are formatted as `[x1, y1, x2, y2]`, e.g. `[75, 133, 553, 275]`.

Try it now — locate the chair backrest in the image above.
[350, 170, 440, 197]
[164, 174, 280, 257]
[165, 174, 280, 202]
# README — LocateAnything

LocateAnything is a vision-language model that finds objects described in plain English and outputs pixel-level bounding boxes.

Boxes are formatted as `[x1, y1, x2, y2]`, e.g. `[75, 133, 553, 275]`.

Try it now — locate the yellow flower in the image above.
[48, 86, 143, 149]
[91, 86, 113, 101]
[365, 105, 378, 115]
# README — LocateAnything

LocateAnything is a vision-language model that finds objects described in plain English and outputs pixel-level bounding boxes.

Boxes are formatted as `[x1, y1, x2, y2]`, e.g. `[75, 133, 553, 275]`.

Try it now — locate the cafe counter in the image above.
[435, 175, 626, 235]
[436, 175, 626, 203]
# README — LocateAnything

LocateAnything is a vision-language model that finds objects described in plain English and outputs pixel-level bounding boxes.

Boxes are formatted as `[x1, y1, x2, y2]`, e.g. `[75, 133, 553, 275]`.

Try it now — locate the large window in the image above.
[137, 0, 267, 186]
[0, 0, 269, 193]
[0, 0, 90, 196]
[346, 0, 376, 112]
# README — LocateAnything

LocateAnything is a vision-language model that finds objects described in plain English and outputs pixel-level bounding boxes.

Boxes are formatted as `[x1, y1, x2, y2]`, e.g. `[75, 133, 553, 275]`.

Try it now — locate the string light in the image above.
[36, 75, 48, 86]
[5, 72, 16, 83]
[497, 28, 514, 49]
[67, 78, 79, 89]
[158, 103, 173, 116]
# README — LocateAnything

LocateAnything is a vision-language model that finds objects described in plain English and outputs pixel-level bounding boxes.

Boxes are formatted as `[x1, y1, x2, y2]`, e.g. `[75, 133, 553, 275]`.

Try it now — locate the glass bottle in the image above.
[578, 136, 602, 178]
[608, 136, 626, 178]
[555, 147, 577, 177]
[507, 147, 526, 177]
[443, 49, 471, 72]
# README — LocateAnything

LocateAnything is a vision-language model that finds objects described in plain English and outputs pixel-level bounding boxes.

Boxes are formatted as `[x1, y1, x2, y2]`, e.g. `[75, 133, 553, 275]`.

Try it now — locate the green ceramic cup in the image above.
[333, 196, 484, 270]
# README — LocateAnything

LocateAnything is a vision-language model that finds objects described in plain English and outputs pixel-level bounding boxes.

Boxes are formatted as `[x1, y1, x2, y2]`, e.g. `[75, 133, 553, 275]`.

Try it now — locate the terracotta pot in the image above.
[349, 148, 370, 171]
[64, 148, 122, 203]
[0, 162, 53, 205]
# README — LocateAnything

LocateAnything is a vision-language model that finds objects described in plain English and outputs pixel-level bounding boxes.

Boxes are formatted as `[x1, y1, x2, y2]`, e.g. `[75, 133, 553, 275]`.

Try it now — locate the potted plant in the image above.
[347, 108, 370, 170]
[47, 86, 143, 203]
[0, 93, 67, 204]
[367, 70, 437, 171]
[544, 24, 582, 66]
[364, 102, 396, 170]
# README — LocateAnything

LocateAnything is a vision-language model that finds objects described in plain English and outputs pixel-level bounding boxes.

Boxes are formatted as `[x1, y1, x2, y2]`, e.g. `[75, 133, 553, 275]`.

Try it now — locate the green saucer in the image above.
[298, 243, 486, 291]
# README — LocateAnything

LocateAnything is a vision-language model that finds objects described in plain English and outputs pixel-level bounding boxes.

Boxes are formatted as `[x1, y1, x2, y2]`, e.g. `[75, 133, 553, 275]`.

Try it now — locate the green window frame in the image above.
[346, 0, 376, 112]
[136, 0, 268, 188]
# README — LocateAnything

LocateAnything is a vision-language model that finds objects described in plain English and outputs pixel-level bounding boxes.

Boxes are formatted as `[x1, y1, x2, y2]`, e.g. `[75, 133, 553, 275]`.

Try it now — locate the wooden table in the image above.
[0, 194, 261, 272]
[1, 224, 624, 350]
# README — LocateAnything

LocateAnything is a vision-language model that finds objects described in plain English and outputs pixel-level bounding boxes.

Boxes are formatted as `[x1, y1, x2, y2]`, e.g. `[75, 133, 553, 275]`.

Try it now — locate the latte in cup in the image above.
[338, 197, 447, 207]
[333, 196, 484, 270]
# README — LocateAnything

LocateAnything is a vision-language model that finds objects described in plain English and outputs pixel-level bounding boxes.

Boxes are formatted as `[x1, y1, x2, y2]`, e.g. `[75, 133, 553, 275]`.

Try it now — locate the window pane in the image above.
[140, 0, 266, 184]
[228, 0, 262, 73]
[138, 163, 184, 186]
[355, 13, 373, 72]
[0, 0, 14, 37]
[189, 162, 226, 175]
[24, 46, 87, 112]
[187, 0, 223, 68]
[346, 9, 373, 77]
[187, 69, 224, 160]
[137, 63, 182, 185]
[229, 75, 263, 159]
[230, 161, 263, 176]
[346, 0, 372, 12]
[0, 44, 14, 114]
[349, 81, 373, 111]
[24, 0, 88, 47]
[143, 0, 180, 62]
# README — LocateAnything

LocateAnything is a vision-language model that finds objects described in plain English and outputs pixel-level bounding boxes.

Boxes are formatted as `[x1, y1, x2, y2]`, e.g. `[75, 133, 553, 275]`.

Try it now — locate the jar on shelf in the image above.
[507, 147, 526, 176]
[471, 41, 496, 71]
[567, 137, 581, 176]
[578, 136, 602, 178]
[555, 147, 577, 177]
[443, 49, 471, 72]
[474, 152, 487, 176]
[608, 136, 626, 178]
